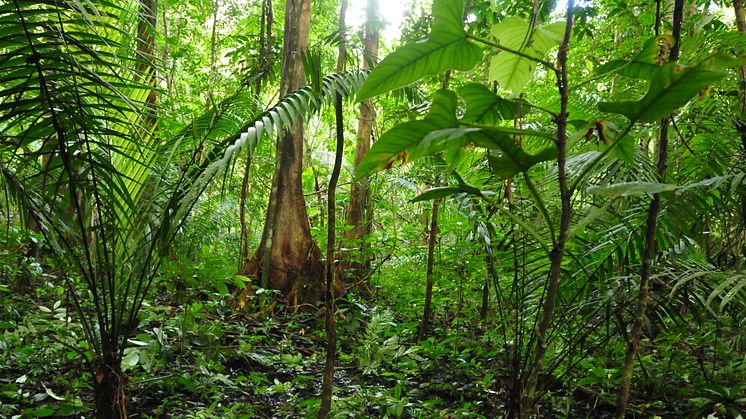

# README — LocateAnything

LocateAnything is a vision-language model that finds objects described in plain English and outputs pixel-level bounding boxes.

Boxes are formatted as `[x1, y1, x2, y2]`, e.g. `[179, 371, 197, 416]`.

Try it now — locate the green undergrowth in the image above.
[1, 261, 744, 418]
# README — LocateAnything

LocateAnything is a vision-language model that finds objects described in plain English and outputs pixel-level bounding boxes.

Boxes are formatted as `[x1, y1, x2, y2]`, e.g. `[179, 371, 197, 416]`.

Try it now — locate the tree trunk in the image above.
[319, 4, 347, 415]
[93, 355, 128, 419]
[342, 0, 379, 288]
[243, 0, 326, 306]
[615, 1, 683, 417]
[521, 1, 574, 415]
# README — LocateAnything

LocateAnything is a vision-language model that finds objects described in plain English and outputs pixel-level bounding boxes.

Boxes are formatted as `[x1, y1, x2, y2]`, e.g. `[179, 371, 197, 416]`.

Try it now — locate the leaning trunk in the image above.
[239, 0, 272, 266]
[615, 1, 683, 416]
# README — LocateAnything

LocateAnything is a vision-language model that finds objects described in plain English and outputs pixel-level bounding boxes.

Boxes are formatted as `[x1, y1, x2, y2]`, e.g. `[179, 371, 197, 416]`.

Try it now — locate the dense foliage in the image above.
[1, 0, 745, 417]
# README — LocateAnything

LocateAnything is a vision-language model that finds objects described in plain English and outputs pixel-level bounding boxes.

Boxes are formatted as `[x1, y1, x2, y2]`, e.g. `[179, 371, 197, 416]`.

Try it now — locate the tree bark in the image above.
[615, 1, 683, 416]
[243, 0, 326, 306]
[342, 0, 379, 288]
[480, 255, 492, 321]
[319, 1, 347, 416]
[93, 354, 127, 419]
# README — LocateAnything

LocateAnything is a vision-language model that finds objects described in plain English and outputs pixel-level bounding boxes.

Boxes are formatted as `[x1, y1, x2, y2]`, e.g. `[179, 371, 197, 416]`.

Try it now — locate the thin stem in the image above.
[521, 0, 574, 414]
[467, 34, 558, 73]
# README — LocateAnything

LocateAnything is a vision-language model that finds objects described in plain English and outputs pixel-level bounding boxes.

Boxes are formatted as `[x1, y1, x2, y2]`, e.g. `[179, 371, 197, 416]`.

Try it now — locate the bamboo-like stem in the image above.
[319, 0, 347, 416]
[520, 0, 574, 415]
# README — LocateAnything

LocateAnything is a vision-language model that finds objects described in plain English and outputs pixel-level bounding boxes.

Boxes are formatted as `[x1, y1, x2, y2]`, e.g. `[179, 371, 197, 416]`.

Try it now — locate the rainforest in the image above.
[1, 0, 745, 417]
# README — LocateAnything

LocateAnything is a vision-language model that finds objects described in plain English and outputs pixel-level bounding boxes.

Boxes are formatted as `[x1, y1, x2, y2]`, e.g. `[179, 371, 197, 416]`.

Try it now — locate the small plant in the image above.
[690, 383, 746, 418]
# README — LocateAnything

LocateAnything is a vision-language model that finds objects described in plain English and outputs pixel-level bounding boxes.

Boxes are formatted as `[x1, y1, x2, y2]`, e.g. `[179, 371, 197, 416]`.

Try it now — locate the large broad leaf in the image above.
[356, 0, 481, 101]
[459, 83, 525, 124]
[587, 181, 677, 197]
[599, 54, 738, 122]
[356, 89, 458, 177]
[415, 127, 557, 178]
[488, 17, 564, 96]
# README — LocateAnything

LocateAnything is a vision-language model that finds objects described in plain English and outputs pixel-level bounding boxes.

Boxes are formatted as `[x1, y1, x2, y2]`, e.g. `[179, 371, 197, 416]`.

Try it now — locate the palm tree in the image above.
[0, 0, 366, 415]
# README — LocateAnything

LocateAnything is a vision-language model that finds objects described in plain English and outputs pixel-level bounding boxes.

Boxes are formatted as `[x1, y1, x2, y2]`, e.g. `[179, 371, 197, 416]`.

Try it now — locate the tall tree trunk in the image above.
[320, 3, 347, 415]
[521, 1, 574, 415]
[615, 1, 683, 417]
[136, 0, 157, 134]
[243, 0, 326, 305]
[342, 0, 379, 288]
[417, 67, 453, 341]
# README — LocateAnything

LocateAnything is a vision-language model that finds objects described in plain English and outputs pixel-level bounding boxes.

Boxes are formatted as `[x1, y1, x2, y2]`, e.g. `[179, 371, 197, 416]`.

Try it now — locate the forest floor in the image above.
[4, 279, 736, 418]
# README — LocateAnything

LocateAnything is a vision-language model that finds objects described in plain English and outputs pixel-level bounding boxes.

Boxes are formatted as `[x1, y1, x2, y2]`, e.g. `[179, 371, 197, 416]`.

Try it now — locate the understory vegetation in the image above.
[1, 0, 746, 417]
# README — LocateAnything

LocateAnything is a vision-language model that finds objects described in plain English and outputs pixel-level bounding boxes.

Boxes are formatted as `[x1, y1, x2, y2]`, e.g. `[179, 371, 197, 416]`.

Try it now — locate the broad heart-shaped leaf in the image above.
[599, 54, 738, 122]
[414, 127, 557, 179]
[355, 0, 481, 101]
[587, 181, 677, 197]
[356, 89, 458, 178]
[459, 83, 525, 124]
[488, 17, 564, 96]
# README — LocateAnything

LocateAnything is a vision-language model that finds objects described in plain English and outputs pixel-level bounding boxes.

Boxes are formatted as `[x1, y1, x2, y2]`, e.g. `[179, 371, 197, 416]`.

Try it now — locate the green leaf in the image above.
[44, 386, 65, 401]
[356, 0, 481, 101]
[121, 348, 140, 371]
[596, 36, 675, 80]
[587, 182, 677, 197]
[488, 18, 564, 95]
[591, 120, 636, 164]
[411, 185, 481, 202]
[459, 83, 525, 124]
[599, 54, 737, 122]
[356, 89, 458, 177]
[26, 408, 55, 417]
[409, 126, 556, 178]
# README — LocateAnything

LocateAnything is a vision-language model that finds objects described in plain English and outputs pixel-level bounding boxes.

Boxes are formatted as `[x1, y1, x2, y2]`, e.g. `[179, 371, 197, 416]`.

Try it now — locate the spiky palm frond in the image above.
[158, 71, 367, 245]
